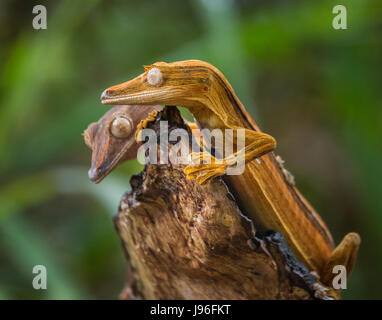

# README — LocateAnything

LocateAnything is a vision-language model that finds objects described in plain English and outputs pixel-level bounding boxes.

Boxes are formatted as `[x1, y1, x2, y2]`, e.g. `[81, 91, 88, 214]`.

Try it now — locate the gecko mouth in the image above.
[101, 88, 171, 105]
[88, 157, 121, 184]
[88, 164, 120, 184]
[88, 139, 136, 184]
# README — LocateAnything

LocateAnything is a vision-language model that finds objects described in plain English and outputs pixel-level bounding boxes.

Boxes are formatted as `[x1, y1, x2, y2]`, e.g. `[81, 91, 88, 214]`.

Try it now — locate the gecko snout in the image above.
[88, 166, 104, 183]
[101, 87, 126, 104]
[101, 89, 111, 100]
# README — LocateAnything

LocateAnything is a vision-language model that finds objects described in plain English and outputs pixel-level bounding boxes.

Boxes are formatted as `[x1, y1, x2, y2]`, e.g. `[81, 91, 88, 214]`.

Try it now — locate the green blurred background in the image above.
[0, 0, 381, 299]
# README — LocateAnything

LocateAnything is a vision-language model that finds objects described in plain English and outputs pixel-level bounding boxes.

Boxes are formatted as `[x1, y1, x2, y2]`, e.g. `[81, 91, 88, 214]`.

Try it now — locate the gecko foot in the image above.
[184, 163, 226, 186]
[310, 270, 338, 300]
[312, 282, 339, 300]
[184, 152, 227, 186]
[135, 110, 159, 142]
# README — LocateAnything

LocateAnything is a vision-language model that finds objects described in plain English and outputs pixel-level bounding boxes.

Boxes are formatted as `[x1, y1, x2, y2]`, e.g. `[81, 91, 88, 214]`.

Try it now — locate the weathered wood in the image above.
[114, 107, 325, 300]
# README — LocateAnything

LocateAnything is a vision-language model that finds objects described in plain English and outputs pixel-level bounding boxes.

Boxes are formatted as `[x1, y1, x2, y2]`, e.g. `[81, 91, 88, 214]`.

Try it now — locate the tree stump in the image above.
[114, 107, 324, 300]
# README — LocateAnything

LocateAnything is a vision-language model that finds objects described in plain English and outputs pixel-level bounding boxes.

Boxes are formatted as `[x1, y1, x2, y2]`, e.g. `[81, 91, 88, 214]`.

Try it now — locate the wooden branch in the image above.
[114, 107, 326, 300]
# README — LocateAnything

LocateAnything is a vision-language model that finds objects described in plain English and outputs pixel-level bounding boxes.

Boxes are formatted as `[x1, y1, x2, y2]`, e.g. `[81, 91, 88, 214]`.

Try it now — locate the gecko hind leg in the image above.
[184, 129, 276, 186]
[135, 110, 159, 142]
[321, 232, 361, 286]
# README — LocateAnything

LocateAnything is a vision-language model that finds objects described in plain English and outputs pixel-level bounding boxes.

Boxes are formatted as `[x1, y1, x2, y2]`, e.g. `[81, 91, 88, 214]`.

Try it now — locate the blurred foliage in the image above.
[0, 0, 381, 299]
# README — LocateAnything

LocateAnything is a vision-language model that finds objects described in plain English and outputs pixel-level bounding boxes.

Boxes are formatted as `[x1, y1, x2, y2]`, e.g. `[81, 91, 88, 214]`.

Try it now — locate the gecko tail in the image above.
[321, 232, 361, 286]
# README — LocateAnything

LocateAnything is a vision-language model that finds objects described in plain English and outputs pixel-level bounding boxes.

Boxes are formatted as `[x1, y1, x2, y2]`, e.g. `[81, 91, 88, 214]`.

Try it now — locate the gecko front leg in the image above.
[135, 110, 159, 142]
[184, 128, 276, 186]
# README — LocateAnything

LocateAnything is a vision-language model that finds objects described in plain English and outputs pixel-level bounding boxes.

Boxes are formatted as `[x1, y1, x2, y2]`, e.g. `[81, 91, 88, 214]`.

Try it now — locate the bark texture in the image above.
[114, 107, 322, 300]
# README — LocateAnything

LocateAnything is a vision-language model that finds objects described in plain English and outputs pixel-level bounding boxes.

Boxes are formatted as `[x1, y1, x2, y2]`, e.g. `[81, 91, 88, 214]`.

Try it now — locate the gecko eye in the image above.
[110, 116, 133, 138]
[147, 67, 163, 86]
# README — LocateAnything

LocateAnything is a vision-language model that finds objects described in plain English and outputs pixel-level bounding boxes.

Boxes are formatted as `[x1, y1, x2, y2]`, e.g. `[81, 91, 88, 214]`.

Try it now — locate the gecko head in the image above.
[101, 60, 215, 108]
[83, 105, 161, 183]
